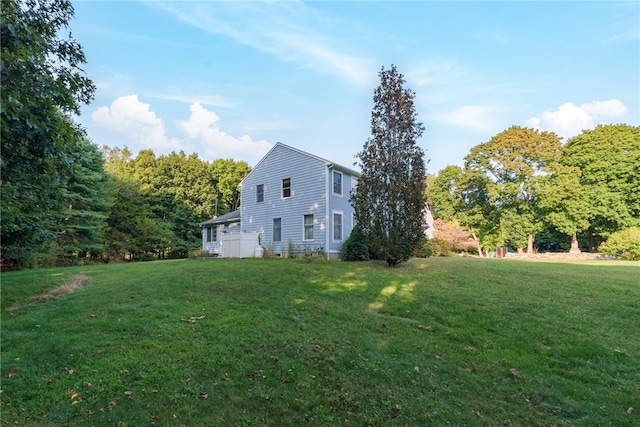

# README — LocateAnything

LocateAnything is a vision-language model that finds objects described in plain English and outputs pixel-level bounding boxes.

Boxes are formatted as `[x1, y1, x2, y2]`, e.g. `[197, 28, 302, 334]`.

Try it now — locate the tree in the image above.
[1, 0, 95, 265]
[352, 65, 427, 266]
[210, 159, 251, 214]
[426, 166, 494, 256]
[535, 164, 590, 252]
[599, 227, 640, 261]
[561, 124, 640, 251]
[464, 126, 562, 253]
[53, 131, 112, 260]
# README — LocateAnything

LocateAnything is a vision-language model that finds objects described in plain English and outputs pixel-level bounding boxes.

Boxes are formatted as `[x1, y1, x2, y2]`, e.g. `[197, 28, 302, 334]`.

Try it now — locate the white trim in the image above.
[325, 167, 330, 258]
[282, 177, 291, 199]
[332, 211, 344, 242]
[332, 170, 343, 197]
[303, 213, 314, 241]
[272, 217, 282, 242]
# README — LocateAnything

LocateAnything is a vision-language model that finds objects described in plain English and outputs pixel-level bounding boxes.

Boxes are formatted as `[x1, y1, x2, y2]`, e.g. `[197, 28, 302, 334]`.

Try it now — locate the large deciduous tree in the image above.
[464, 126, 562, 253]
[426, 166, 493, 256]
[352, 65, 427, 266]
[1, 0, 95, 264]
[561, 124, 640, 251]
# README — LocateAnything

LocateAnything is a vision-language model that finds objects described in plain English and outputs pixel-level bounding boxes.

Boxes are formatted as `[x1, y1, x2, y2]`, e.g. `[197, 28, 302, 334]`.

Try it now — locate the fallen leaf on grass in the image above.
[182, 316, 205, 324]
[510, 368, 521, 378]
[7, 369, 17, 378]
[124, 391, 133, 396]
[468, 365, 478, 374]
[108, 401, 117, 410]
[198, 392, 208, 399]
[628, 407, 634, 414]
[417, 325, 433, 331]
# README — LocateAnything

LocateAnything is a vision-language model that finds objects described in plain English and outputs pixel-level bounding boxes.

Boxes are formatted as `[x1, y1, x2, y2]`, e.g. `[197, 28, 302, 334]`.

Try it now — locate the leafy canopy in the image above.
[352, 65, 427, 266]
[1, 0, 96, 263]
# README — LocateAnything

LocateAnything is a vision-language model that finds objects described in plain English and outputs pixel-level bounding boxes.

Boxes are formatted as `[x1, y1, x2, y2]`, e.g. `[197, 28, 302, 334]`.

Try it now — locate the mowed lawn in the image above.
[1, 257, 639, 426]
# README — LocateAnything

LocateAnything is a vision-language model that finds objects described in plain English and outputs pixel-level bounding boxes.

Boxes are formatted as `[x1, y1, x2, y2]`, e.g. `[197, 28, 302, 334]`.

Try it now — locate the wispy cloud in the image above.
[428, 104, 515, 134]
[406, 60, 467, 87]
[155, 2, 377, 87]
[153, 93, 236, 108]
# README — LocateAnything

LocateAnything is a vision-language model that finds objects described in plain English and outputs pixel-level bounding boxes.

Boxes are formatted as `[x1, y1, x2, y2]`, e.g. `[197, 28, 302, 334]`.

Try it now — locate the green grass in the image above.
[1, 257, 639, 426]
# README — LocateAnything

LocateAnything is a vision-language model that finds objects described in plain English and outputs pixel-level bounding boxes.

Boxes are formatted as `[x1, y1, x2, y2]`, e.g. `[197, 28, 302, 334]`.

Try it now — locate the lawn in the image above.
[1, 257, 639, 426]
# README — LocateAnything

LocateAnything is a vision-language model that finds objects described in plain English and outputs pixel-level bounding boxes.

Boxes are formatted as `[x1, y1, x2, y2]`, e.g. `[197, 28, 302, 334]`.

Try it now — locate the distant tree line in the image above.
[0, 0, 250, 269]
[101, 147, 249, 263]
[426, 124, 640, 256]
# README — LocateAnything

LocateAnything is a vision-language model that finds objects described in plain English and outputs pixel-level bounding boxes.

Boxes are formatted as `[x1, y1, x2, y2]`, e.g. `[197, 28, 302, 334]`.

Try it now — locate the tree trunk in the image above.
[469, 229, 483, 257]
[569, 233, 581, 253]
[527, 234, 534, 254]
[588, 226, 596, 252]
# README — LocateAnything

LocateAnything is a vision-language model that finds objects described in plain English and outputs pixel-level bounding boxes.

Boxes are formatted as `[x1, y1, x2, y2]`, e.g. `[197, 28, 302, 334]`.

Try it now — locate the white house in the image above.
[201, 143, 360, 259]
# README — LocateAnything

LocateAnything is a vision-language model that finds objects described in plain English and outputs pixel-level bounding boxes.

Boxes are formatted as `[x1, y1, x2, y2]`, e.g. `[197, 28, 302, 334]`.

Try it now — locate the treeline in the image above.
[2, 133, 250, 269]
[1, 0, 252, 269]
[426, 124, 640, 256]
[101, 147, 249, 262]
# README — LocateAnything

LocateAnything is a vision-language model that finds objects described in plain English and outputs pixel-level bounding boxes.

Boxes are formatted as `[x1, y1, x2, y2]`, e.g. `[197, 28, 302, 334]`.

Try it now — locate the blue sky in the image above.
[73, 1, 639, 174]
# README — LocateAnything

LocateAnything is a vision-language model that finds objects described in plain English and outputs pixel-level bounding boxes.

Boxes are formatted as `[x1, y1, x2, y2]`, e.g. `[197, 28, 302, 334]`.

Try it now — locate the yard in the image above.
[1, 257, 638, 426]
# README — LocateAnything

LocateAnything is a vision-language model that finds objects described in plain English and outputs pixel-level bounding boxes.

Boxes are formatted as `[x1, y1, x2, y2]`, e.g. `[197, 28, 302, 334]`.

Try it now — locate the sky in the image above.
[72, 1, 640, 174]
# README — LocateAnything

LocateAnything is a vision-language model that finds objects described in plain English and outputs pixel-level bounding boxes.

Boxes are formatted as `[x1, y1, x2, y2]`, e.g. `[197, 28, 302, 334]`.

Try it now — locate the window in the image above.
[273, 218, 282, 242]
[333, 212, 343, 241]
[333, 171, 342, 195]
[256, 184, 264, 203]
[282, 178, 291, 198]
[206, 226, 217, 242]
[303, 214, 314, 240]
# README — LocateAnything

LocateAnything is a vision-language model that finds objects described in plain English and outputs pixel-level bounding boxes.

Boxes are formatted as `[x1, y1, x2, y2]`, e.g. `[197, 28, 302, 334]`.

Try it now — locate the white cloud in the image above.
[92, 95, 180, 150]
[526, 99, 628, 140]
[178, 103, 273, 164]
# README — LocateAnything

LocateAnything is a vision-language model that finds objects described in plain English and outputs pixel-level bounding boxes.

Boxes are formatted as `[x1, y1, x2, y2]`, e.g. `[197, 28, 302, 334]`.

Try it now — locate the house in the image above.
[200, 210, 242, 256]
[201, 142, 360, 259]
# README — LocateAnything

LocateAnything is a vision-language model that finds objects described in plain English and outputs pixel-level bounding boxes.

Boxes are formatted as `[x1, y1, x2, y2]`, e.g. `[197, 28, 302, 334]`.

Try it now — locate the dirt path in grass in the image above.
[6, 275, 92, 311]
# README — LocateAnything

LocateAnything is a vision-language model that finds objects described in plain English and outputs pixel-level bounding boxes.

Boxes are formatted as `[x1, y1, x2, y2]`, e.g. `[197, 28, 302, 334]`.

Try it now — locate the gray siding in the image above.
[241, 144, 329, 255]
[327, 168, 357, 257]
[201, 222, 240, 254]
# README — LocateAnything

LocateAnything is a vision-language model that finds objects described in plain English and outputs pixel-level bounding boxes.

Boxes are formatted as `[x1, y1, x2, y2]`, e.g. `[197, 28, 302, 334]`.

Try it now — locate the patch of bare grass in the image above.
[6, 274, 92, 311]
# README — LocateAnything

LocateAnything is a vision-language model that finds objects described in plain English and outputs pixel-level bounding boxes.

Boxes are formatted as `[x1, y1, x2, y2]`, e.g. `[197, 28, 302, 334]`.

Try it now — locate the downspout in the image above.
[326, 164, 332, 259]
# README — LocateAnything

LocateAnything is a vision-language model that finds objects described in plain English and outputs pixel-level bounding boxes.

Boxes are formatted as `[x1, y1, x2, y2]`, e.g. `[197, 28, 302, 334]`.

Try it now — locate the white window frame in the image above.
[273, 217, 282, 242]
[206, 226, 217, 243]
[303, 214, 314, 241]
[256, 184, 264, 203]
[282, 178, 291, 199]
[333, 171, 343, 196]
[333, 211, 343, 241]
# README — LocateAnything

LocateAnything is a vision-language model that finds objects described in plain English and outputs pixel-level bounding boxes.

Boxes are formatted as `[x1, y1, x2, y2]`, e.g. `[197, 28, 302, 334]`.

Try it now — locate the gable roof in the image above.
[200, 209, 241, 226]
[240, 142, 360, 186]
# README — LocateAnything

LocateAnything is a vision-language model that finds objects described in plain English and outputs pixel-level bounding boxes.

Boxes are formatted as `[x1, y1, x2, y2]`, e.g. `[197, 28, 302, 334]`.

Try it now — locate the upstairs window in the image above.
[256, 184, 264, 203]
[282, 178, 291, 198]
[333, 171, 342, 195]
